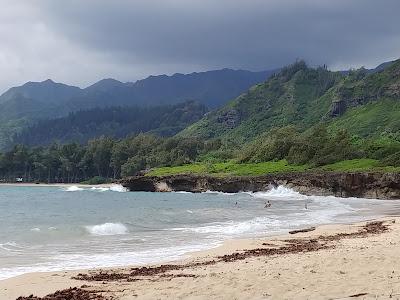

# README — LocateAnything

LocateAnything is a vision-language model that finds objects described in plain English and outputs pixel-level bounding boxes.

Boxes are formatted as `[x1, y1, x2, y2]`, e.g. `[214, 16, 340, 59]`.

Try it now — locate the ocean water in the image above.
[1, 185, 399, 280]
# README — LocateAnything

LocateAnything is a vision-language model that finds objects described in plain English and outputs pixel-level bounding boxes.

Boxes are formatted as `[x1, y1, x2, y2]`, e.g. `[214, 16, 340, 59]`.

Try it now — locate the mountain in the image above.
[0, 79, 81, 105]
[13, 101, 207, 146]
[63, 69, 277, 110]
[0, 68, 276, 149]
[0, 68, 275, 111]
[180, 59, 400, 142]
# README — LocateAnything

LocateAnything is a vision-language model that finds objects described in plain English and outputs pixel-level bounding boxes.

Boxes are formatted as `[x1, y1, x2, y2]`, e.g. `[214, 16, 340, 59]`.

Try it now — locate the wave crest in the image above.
[249, 186, 306, 199]
[86, 223, 128, 236]
[64, 186, 84, 192]
[63, 184, 127, 192]
[109, 184, 128, 192]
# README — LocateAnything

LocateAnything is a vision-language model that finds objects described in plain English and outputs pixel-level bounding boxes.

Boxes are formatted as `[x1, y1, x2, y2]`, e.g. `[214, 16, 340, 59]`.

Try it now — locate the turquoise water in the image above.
[1, 185, 399, 280]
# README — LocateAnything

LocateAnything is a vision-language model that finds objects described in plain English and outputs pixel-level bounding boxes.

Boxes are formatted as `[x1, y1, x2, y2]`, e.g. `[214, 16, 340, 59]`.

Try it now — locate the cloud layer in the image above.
[0, 0, 399, 92]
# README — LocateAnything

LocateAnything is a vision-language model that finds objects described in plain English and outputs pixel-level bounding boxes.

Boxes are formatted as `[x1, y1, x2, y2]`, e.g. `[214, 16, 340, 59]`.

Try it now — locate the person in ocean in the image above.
[264, 201, 271, 208]
[305, 201, 308, 210]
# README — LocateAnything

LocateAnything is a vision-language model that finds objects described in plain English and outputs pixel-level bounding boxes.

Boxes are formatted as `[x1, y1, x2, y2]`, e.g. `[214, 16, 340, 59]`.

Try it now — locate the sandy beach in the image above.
[0, 183, 115, 188]
[1, 217, 400, 300]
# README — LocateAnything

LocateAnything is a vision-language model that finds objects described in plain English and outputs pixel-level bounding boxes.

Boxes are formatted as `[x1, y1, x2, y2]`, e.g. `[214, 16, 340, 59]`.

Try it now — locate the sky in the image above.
[0, 0, 400, 92]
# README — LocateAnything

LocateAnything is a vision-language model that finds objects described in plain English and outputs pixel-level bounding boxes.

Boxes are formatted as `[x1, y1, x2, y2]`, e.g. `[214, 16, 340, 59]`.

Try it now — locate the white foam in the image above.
[0, 242, 24, 252]
[30, 227, 41, 232]
[171, 189, 357, 238]
[62, 184, 127, 192]
[64, 186, 84, 192]
[90, 187, 109, 192]
[248, 186, 306, 199]
[204, 190, 237, 195]
[109, 184, 128, 192]
[176, 217, 281, 235]
[0, 242, 220, 281]
[86, 223, 128, 236]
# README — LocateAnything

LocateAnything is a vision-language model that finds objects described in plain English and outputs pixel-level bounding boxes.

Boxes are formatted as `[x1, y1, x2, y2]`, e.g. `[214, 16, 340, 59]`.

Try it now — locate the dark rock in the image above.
[120, 172, 400, 199]
[329, 100, 346, 117]
[217, 109, 241, 128]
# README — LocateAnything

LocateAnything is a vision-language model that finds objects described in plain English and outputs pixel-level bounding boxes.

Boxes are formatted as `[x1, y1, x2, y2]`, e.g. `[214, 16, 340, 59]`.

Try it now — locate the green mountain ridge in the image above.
[180, 59, 400, 142]
[0, 68, 275, 150]
[1, 58, 400, 183]
[14, 101, 207, 146]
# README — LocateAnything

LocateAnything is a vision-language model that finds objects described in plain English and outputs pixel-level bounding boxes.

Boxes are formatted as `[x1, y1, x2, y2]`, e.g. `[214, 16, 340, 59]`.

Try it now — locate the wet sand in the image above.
[2, 217, 400, 299]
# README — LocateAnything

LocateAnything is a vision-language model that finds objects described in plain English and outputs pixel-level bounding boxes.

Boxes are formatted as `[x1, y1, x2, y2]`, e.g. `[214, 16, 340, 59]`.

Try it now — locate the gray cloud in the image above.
[0, 0, 399, 92]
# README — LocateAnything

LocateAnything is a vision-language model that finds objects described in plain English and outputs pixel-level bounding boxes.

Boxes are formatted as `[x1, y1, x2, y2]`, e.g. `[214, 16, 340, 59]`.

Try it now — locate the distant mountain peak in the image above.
[84, 78, 126, 93]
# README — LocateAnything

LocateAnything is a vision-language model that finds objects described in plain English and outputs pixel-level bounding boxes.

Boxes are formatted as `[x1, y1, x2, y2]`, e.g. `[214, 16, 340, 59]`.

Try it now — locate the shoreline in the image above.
[122, 172, 400, 199]
[2, 216, 400, 299]
[0, 183, 115, 187]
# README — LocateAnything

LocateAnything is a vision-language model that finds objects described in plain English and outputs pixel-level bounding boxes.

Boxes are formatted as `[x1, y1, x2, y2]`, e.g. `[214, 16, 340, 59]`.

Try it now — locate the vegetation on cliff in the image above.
[1, 58, 400, 182]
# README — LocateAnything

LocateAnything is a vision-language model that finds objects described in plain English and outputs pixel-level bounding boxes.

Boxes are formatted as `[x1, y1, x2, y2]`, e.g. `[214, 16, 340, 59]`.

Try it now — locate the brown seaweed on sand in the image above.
[72, 221, 389, 283]
[16, 287, 110, 300]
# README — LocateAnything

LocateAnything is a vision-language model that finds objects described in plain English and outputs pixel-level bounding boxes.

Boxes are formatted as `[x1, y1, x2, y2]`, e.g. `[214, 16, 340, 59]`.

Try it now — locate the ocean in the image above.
[1, 185, 399, 280]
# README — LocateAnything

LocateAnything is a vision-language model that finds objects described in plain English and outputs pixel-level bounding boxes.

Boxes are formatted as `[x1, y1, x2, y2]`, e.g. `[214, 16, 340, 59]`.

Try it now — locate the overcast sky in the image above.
[1, 0, 400, 92]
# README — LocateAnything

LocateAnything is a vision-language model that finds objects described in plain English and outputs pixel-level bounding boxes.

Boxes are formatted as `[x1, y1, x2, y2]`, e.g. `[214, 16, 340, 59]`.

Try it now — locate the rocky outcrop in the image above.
[329, 100, 347, 117]
[217, 109, 241, 128]
[120, 172, 400, 199]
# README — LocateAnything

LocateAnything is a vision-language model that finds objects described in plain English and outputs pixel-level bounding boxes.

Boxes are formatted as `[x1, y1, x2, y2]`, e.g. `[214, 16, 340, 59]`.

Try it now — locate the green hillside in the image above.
[180, 60, 400, 142]
[180, 61, 343, 142]
[1, 59, 400, 183]
[0, 69, 274, 150]
[13, 101, 207, 146]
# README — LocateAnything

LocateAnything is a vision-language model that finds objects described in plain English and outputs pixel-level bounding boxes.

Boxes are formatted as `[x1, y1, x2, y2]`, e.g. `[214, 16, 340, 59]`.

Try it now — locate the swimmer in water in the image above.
[264, 200, 271, 208]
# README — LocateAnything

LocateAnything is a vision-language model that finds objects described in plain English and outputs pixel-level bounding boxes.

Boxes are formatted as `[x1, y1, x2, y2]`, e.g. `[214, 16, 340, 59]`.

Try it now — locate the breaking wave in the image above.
[109, 184, 128, 192]
[248, 185, 306, 199]
[64, 186, 84, 192]
[86, 223, 128, 236]
[63, 184, 127, 192]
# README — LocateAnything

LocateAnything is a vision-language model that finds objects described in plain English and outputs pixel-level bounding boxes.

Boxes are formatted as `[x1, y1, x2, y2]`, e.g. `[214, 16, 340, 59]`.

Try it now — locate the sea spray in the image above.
[248, 185, 306, 199]
[109, 184, 128, 192]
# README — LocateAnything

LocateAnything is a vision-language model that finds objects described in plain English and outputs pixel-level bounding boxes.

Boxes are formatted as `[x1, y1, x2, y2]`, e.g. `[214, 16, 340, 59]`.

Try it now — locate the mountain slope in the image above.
[0, 79, 81, 105]
[13, 101, 207, 146]
[180, 61, 343, 141]
[0, 68, 275, 149]
[180, 59, 400, 142]
[327, 60, 400, 138]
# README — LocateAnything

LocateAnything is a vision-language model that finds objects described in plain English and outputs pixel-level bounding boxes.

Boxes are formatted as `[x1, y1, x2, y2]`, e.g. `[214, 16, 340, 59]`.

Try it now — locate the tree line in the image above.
[0, 134, 222, 183]
[238, 125, 400, 167]
[13, 101, 207, 147]
[1, 124, 399, 183]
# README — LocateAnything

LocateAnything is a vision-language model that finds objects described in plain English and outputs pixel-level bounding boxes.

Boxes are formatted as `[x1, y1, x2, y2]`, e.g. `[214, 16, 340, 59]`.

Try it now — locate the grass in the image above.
[320, 159, 400, 173]
[318, 159, 380, 172]
[148, 159, 400, 177]
[147, 164, 208, 176]
[147, 160, 310, 177]
[328, 99, 400, 138]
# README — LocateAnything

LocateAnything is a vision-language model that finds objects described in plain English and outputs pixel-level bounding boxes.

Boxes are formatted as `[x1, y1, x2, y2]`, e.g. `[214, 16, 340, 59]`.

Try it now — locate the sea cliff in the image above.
[121, 172, 400, 199]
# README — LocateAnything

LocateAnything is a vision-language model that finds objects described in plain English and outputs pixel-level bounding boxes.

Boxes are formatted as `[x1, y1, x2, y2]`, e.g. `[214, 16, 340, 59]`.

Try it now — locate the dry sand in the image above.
[2, 217, 400, 300]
